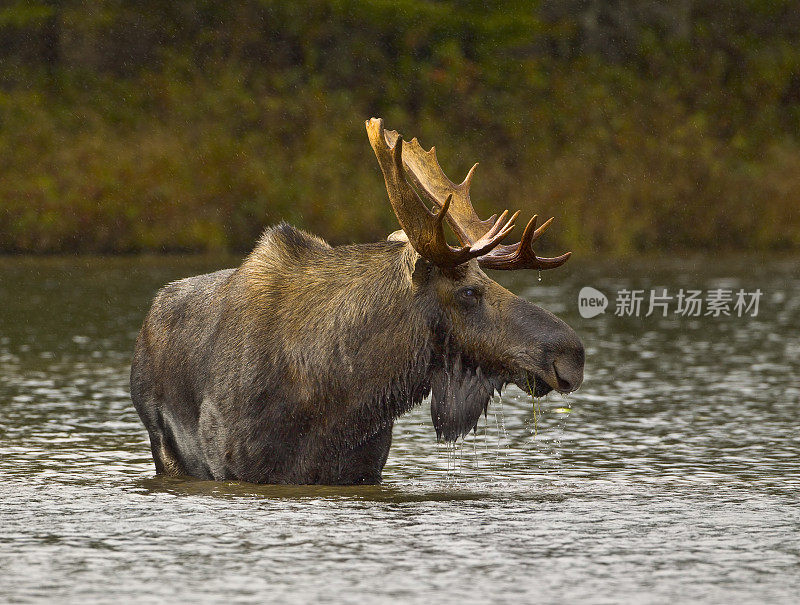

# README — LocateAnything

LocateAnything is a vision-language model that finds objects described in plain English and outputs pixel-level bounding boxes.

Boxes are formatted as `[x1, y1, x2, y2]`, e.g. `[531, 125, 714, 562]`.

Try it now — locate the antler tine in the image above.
[478, 214, 572, 271]
[366, 118, 514, 267]
[472, 209, 519, 251]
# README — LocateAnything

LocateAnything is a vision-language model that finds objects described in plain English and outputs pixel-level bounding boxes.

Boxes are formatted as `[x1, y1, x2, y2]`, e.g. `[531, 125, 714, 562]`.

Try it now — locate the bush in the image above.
[0, 1, 798, 254]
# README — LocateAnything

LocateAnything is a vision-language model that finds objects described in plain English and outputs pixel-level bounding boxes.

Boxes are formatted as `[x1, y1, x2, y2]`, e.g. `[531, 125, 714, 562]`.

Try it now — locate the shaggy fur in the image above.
[131, 223, 583, 484]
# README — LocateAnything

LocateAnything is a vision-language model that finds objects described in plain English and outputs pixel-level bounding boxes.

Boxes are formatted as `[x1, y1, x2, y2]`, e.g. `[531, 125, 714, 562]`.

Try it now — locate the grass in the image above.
[524, 371, 540, 439]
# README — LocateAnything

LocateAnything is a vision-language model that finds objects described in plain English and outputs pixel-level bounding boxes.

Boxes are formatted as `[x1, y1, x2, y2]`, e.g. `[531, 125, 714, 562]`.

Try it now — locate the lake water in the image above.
[1, 254, 798, 604]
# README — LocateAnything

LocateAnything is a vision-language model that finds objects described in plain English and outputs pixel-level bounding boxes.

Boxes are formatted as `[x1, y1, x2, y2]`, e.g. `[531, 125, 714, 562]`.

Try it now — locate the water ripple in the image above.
[1, 255, 799, 604]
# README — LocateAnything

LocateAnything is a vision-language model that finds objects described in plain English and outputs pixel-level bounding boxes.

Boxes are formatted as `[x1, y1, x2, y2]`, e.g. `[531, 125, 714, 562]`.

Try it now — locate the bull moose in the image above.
[130, 118, 584, 485]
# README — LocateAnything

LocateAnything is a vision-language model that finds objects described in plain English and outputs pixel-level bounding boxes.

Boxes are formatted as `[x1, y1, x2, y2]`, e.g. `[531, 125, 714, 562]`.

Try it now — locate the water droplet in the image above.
[537, 270, 542, 282]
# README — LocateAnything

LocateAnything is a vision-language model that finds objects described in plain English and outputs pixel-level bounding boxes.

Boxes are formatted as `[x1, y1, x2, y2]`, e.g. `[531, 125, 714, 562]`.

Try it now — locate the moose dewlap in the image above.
[130, 118, 584, 485]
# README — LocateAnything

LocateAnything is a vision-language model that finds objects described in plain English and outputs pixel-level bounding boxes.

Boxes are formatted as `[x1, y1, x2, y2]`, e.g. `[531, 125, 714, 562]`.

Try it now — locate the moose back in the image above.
[130, 118, 584, 485]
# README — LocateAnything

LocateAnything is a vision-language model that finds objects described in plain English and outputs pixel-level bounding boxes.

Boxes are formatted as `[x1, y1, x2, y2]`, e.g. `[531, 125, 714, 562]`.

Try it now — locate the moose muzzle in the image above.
[509, 298, 585, 395]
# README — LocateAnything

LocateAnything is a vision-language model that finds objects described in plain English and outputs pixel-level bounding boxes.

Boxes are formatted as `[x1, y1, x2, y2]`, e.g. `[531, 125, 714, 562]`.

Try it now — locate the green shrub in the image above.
[0, 1, 798, 254]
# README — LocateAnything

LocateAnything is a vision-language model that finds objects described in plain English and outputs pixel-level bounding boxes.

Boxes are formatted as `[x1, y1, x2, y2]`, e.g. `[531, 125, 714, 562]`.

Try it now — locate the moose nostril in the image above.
[552, 355, 584, 392]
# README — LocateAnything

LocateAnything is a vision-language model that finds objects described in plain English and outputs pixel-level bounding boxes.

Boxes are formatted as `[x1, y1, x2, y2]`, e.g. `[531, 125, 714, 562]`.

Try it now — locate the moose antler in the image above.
[369, 118, 571, 271]
[366, 118, 516, 267]
[379, 128, 494, 246]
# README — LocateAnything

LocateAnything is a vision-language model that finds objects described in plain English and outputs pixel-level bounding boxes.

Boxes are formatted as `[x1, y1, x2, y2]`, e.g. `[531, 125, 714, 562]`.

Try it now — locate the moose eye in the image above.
[457, 287, 482, 306]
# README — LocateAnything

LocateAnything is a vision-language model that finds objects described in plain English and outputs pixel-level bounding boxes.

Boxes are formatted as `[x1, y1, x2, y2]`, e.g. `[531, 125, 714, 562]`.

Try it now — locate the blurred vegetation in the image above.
[0, 0, 799, 254]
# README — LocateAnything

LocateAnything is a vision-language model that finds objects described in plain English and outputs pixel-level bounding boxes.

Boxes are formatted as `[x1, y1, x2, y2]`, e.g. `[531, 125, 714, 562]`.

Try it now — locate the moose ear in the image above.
[430, 356, 493, 442]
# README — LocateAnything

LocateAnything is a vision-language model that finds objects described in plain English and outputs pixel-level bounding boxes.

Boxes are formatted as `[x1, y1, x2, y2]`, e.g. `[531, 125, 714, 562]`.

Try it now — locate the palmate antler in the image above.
[366, 118, 516, 267]
[366, 117, 571, 271]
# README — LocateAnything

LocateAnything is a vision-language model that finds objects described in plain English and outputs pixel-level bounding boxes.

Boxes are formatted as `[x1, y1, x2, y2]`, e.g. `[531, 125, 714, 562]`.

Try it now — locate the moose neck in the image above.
[312, 241, 439, 443]
[240, 227, 440, 447]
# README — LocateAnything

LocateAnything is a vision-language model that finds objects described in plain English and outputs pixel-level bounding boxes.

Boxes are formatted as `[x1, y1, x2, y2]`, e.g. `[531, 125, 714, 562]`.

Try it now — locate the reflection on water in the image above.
[1, 255, 799, 603]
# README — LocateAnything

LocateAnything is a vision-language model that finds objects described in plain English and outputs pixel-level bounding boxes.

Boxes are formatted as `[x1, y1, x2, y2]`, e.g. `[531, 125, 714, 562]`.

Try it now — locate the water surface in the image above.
[1, 255, 798, 603]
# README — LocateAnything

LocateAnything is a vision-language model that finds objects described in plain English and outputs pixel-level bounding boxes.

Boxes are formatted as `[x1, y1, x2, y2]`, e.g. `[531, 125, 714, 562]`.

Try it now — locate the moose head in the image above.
[366, 118, 584, 441]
